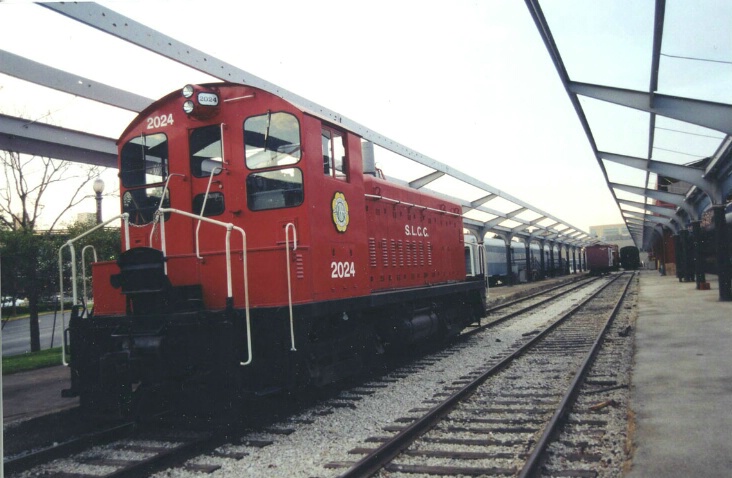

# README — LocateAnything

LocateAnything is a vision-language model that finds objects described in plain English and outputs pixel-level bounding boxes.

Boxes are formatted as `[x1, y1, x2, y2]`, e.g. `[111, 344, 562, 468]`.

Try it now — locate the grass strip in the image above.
[3, 347, 64, 375]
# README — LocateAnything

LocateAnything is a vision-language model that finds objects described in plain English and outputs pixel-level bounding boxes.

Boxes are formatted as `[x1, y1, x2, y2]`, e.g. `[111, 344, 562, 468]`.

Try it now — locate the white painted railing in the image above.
[58, 213, 130, 366]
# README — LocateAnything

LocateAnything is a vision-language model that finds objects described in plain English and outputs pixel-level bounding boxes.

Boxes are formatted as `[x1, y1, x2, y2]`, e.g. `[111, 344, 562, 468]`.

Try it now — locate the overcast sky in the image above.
[0, 0, 729, 233]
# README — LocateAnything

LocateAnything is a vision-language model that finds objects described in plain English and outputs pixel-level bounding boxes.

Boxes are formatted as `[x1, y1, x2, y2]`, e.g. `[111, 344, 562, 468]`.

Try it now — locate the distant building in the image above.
[589, 224, 633, 246]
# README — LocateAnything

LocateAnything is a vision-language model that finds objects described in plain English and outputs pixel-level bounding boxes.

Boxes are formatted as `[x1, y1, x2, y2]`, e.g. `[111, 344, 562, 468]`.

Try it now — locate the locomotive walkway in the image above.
[3, 270, 732, 476]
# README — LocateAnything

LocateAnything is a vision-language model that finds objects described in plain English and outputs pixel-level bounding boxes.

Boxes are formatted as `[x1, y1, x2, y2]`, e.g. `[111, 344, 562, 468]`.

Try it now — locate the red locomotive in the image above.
[64, 83, 486, 416]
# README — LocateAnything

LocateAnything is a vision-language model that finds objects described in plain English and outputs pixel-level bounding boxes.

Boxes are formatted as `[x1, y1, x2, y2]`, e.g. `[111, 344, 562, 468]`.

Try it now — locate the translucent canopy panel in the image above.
[514, 209, 544, 223]
[537, 217, 561, 228]
[480, 196, 528, 215]
[463, 209, 499, 224]
[660, 0, 732, 104]
[579, 97, 650, 157]
[498, 218, 523, 230]
[614, 188, 647, 203]
[425, 175, 499, 205]
[652, 117, 727, 165]
[371, 145, 434, 182]
[540, 0, 653, 90]
[603, 160, 649, 189]
[620, 204, 650, 216]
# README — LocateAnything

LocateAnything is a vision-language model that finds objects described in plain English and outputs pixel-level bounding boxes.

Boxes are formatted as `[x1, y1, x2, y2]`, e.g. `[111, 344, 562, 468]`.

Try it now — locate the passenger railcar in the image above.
[620, 245, 640, 270]
[483, 238, 542, 286]
[63, 83, 486, 416]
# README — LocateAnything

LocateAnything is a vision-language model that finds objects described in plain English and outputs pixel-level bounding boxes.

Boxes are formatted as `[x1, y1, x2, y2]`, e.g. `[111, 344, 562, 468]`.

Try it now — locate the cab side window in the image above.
[322, 125, 347, 181]
[243, 111, 304, 211]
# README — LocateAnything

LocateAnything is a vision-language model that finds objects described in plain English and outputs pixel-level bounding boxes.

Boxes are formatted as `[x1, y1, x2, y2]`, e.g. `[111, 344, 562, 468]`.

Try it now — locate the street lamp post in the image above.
[93, 178, 105, 224]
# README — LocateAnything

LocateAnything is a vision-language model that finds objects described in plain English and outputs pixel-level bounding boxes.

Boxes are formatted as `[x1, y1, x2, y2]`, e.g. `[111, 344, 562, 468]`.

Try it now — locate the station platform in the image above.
[629, 270, 732, 477]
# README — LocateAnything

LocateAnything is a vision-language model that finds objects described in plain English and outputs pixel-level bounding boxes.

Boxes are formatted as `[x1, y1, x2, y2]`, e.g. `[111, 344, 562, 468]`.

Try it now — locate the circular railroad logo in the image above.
[331, 192, 349, 233]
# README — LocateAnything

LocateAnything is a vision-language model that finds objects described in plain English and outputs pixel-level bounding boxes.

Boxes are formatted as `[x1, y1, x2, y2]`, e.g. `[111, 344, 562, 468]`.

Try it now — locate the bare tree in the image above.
[0, 150, 102, 231]
[0, 149, 104, 351]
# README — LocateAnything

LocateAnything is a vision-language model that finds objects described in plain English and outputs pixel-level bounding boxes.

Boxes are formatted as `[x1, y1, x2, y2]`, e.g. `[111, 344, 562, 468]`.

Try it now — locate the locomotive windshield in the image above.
[122, 187, 170, 225]
[120, 133, 168, 187]
[244, 112, 300, 169]
[120, 133, 170, 225]
[190, 125, 223, 177]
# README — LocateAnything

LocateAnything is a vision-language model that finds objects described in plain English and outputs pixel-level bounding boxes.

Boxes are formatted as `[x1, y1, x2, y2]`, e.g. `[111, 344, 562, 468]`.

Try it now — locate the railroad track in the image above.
[328, 272, 634, 477]
[484, 275, 598, 321]
[5, 417, 234, 478]
[7, 274, 630, 477]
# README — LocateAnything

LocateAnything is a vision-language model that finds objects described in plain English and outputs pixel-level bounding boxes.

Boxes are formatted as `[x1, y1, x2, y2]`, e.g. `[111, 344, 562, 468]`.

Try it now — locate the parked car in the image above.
[1, 297, 27, 307]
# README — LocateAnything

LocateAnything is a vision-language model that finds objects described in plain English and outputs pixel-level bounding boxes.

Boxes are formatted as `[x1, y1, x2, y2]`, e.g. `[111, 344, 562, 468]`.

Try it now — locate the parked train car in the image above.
[483, 238, 543, 286]
[586, 244, 616, 275]
[484, 238, 513, 286]
[63, 83, 487, 416]
[620, 245, 640, 270]
[464, 234, 485, 280]
[484, 238, 522, 286]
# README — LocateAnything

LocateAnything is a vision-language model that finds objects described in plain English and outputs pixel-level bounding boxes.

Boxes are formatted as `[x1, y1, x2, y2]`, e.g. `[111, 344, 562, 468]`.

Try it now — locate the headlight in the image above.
[183, 100, 195, 114]
[182, 84, 194, 98]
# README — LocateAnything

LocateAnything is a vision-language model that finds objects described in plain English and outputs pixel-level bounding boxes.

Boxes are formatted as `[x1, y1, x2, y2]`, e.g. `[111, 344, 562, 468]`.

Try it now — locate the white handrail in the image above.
[81, 245, 98, 306]
[285, 223, 298, 351]
[58, 213, 130, 367]
[149, 173, 186, 246]
[57, 243, 76, 367]
[155, 207, 253, 366]
[195, 166, 223, 259]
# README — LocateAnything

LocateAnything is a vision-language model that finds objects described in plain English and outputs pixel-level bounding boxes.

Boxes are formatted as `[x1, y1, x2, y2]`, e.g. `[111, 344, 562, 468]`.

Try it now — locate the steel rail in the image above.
[485, 276, 598, 319]
[6, 414, 230, 478]
[518, 271, 636, 477]
[336, 273, 625, 478]
[458, 276, 599, 343]
[102, 433, 215, 478]
[4, 421, 137, 475]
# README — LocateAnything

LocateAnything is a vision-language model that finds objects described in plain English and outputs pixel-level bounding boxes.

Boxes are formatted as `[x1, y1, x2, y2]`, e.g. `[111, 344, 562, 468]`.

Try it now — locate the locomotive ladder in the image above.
[155, 207, 253, 366]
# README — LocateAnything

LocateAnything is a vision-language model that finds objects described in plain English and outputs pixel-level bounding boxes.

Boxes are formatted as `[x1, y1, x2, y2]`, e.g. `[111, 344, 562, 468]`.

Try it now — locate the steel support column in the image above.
[713, 205, 731, 301]
[684, 230, 694, 282]
[504, 241, 514, 287]
[539, 240, 546, 280]
[674, 232, 684, 281]
[557, 244, 564, 276]
[549, 245, 555, 278]
[691, 221, 706, 289]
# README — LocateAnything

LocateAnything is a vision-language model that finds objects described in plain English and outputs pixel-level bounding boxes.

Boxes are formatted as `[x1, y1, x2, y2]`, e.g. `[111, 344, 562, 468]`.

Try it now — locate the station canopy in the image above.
[1, 2, 647, 250]
[527, 0, 732, 250]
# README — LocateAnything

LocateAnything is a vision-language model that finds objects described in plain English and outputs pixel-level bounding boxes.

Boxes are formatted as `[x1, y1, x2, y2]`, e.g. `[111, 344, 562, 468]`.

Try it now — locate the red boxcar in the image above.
[586, 244, 616, 275]
[65, 83, 486, 416]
